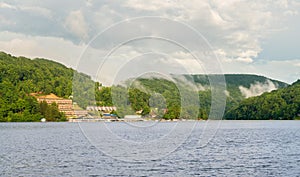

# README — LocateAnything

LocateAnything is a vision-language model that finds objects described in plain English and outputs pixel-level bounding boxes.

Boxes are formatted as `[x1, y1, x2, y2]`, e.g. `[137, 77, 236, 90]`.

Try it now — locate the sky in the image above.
[0, 0, 299, 85]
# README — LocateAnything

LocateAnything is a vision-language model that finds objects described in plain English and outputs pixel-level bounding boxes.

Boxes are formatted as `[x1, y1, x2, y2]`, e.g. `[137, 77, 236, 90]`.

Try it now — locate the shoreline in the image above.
[0, 119, 298, 123]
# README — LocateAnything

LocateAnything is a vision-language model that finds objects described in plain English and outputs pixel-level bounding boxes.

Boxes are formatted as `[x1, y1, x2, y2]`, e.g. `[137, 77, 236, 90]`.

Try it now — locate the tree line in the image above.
[225, 80, 300, 120]
[0, 52, 77, 121]
[1, 51, 298, 121]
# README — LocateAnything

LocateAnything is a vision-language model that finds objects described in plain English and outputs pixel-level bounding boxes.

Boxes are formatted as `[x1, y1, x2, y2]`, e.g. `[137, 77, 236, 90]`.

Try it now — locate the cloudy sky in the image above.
[0, 0, 299, 85]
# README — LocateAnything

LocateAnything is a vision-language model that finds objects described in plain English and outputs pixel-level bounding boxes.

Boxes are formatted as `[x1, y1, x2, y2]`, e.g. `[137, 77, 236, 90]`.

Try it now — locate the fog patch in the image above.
[224, 90, 230, 97]
[173, 75, 206, 91]
[239, 80, 277, 98]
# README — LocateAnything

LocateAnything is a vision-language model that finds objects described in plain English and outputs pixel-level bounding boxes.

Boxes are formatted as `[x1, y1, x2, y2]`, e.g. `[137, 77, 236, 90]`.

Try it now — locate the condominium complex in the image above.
[33, 93, 74, 117]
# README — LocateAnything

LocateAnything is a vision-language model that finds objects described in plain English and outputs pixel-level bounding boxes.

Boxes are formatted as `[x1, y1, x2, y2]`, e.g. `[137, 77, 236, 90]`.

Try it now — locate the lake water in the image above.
[0, 120, 299, 176]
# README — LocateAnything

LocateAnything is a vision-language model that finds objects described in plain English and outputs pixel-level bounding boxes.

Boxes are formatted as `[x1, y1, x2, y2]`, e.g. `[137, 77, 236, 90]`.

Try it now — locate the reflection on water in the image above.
[0, 121, 299, 176]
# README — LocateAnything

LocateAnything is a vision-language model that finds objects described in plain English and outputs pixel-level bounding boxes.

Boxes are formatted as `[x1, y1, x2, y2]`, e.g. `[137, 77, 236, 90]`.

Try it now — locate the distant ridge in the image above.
[226, 79, 300, 120]
[0, 51, 296, 121]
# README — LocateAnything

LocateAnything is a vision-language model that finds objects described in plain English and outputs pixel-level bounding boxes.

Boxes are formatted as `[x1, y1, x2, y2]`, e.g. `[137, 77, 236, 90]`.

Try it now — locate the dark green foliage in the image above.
[39, 101, 66, 121]
[226, 80, 300, 120]
[128, 88, 150, 116]
[189, 74, 288, 111]
[95, 86, 113, 106]
[1, 51, 297, 121]
[72, 72, 95, 108]
[109, 85, 134, 118]
[198, 90, 211, 120]
[132, 78, 182, 119]
[0, 52, 90, 121]
[0, 52, 73, 97]
[223, 74, 287, 88]
[95, 75, 292, 120]
[0, 79, 41, 122]
[189, 74, 287, 88]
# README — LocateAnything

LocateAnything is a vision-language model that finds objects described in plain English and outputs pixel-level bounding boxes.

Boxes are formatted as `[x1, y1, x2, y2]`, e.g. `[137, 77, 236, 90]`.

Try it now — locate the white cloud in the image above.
[0, 15, 15, 25]
[122, 0, 298, 66]
[20, 6, 53, 18]
[86, 0, 93, 7]
[0, 0, 299, 85]
[125, 0, 181, 11]
[239, 80, 277, 98]
[0, 31, 85, 68]
[295, 62, 300, 67]
[65, 10, 89, 40]
[236, 57, 253, 63]
[220, 58, 300, 84]
[0, 2, 17, 10]
[173, 75, 206, 91]
[92, 5, 122, 30]
[284, 10, 298, 16]
[0, 3, 52, 18]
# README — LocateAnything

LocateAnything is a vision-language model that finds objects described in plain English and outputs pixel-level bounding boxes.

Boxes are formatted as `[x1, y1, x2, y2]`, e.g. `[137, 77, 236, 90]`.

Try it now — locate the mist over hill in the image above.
[1, 51, 298, 121]
[119, 74, 288, 119]
[226, 80, 300, 120]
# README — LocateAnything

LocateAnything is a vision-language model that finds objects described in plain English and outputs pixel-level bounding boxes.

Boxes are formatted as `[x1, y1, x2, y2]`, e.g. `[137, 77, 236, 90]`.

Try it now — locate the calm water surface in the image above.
[0, 120, 299, 176]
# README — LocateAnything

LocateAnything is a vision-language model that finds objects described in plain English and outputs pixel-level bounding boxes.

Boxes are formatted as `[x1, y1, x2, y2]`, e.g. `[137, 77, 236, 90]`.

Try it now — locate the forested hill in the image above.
[225, 80, 300, 120]
[187, 74, 287, 88]
[1, 52, 73, 97]
[0, 51, 295, 121]
[173, 74, 288, 113]
[120, 75, 288, 119]
[0, 52, 93, 121]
